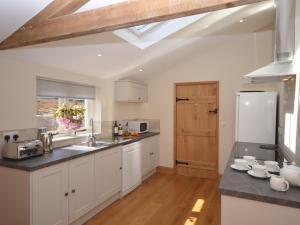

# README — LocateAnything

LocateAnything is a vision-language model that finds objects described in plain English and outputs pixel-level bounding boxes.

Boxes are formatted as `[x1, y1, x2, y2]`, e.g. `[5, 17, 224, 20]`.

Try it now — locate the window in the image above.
[37, 97, 92, 134]
[36, 78, 97, 136]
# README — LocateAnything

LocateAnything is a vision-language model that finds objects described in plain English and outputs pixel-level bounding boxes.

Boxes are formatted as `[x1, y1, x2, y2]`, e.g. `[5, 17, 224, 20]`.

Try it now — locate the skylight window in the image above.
[113, 14, 208, 49]
[129, 23, 160, 36]
[76, 0, 128, 13]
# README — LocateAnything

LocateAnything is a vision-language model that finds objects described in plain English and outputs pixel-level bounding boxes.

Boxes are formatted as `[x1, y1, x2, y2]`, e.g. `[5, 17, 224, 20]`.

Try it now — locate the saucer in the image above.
[247, 170, 271, 179]
[247, 161, 259, 167]
[267, 168, 280, 173]
[230, 164, 251, 171]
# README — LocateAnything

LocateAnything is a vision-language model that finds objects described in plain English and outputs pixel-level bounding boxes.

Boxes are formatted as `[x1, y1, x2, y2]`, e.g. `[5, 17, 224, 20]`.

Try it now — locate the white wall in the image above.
[0, 58, 115, 131]
[137, 31, 278, 172]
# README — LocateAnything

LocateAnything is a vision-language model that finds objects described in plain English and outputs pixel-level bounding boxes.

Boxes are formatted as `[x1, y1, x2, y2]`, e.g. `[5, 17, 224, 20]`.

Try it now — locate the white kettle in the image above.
[280, 164, 300, 187]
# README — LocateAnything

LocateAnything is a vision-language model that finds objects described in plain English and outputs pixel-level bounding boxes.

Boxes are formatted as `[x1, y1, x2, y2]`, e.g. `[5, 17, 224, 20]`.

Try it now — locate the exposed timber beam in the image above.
[0, 0, 267, 49]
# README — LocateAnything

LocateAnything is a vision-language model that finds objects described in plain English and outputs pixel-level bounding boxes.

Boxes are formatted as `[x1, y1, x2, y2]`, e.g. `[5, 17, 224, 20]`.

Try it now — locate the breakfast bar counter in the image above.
[219, 142, 300, 225]
[219, 142, 300, 208]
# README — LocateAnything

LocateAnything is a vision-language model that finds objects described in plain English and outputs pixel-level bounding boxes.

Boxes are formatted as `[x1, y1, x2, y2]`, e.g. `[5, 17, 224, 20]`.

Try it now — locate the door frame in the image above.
[173, 81, 220, 174]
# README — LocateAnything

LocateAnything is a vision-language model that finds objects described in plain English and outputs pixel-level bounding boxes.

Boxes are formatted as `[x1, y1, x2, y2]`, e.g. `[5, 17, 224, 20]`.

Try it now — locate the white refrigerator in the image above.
[235, 91, 278, 144]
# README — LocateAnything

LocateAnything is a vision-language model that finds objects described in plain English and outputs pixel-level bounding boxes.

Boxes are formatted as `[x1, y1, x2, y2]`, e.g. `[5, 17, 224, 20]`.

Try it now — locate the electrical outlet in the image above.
[3, 131, 19, 143]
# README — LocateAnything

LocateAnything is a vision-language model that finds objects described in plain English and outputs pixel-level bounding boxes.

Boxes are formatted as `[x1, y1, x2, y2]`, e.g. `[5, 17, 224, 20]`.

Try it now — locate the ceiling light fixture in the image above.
[239, 18, 245, 23]
[97, 53, 103, 57]
[139, 68, 144, 72]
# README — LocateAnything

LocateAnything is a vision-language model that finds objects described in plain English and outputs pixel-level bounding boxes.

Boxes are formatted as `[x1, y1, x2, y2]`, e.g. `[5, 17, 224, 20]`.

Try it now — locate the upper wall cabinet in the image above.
[115, 80, 148, 103]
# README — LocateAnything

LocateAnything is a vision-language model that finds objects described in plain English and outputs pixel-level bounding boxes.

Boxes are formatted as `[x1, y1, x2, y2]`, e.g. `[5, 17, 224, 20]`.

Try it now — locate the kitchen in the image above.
[0, 0, 300, 225]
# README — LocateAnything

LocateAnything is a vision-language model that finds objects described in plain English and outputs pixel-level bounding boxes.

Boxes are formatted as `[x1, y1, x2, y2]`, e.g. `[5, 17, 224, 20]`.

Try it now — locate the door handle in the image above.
[176, 97, 189, 102]
[209, 108, 218, 114]
[72, 189, 76, 194]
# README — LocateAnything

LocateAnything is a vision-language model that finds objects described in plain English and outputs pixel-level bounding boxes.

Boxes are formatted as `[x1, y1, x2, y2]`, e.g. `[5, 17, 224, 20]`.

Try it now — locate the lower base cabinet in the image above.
[141, 136, 160, 178]
[68, 155, 94, 223]
[32, 147, 122, 225]
[32, 162, 69, 225]
[0, 136, 159, 225]
[94, 147, 122, 206]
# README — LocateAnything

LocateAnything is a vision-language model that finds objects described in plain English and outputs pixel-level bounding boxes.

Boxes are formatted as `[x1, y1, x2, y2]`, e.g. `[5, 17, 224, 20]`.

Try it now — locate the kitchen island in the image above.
[219, 142, 300, 225]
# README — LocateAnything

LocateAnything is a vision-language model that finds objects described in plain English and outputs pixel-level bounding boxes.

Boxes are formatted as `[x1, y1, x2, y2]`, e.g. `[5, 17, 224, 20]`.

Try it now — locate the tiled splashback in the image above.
[99, 119, 160, 138]
[0, 119, 160, 159]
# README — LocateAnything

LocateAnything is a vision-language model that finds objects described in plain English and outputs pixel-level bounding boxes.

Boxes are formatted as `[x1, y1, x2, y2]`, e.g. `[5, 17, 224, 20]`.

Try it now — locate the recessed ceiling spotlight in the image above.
[139, 68, 144, 72]
[204, 24, 210, 29]
[97, 53, 103, 57]
[239, 18, 245, 23]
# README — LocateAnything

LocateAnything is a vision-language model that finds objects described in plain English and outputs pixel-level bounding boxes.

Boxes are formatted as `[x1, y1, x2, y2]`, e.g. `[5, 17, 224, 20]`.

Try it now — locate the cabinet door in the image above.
[141, 136, 160, 175]
[32, 163, 69, 225]
[149, 136, 160, 171]
[68, 155, 94, 223]
[94, 147, 122, 206]
[141, 139, 151, 176]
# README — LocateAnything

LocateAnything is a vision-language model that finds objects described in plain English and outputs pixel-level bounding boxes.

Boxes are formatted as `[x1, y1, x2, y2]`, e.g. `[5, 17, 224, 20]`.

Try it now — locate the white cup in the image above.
[243, 156, 258, 165]
[264, 161, 280, 172]
[252, 165, 268, 177]
[270, 175, 289, 192]
[234, 159, 249, 169]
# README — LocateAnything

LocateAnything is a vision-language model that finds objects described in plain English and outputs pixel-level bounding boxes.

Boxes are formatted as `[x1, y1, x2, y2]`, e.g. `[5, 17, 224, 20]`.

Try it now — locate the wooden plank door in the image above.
[175, 81, 219, 179]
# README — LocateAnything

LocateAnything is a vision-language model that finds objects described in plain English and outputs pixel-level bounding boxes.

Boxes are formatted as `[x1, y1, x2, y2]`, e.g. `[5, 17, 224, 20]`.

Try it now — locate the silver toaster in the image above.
[2, 140, 44, 160]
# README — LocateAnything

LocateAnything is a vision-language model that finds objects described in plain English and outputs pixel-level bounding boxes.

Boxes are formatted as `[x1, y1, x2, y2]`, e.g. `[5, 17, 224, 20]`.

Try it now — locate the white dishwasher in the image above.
[122, 141, 142, 197]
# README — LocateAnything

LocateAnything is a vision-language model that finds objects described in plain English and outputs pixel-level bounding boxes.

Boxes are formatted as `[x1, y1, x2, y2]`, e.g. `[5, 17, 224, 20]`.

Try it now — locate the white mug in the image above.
[234, 159, 249, 169]
[270, 175, 289, 192]
[243, 156, 258, 165]
[252, 165, 268, 177]
[264, 161, 280, 172]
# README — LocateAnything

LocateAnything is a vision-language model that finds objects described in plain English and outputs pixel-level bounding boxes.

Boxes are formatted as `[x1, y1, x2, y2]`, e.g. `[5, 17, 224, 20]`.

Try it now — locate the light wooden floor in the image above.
[86, 172, 221, 225]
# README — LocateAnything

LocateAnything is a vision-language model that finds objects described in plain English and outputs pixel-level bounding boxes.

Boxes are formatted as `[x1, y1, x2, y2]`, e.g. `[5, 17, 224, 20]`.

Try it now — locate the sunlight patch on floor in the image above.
[184, 217, 197, 225]
[192, 199, 205, 213]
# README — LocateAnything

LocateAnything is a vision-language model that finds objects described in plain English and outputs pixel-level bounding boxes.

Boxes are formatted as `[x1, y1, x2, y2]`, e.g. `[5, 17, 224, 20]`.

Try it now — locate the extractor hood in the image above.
[244, 0, 298, 83]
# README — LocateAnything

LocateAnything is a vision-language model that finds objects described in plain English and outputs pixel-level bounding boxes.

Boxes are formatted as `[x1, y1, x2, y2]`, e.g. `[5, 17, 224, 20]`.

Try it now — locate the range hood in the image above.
[244, 0, 297, 83]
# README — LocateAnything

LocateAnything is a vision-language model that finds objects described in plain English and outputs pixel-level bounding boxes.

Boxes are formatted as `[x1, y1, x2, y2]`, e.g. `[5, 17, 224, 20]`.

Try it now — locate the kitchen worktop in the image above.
[0, 132, 159, 172]
[219, 142, 300, 209]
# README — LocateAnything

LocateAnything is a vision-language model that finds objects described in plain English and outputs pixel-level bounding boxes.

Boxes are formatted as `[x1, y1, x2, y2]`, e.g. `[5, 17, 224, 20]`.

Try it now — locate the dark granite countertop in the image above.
[219, 142, 300, 209]
[0, 132, 160, 172]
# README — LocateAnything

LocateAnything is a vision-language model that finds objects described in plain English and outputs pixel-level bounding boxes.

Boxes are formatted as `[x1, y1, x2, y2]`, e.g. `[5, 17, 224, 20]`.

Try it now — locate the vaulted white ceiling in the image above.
[0, 0, 52, 42]
[0, 0, 275, 80]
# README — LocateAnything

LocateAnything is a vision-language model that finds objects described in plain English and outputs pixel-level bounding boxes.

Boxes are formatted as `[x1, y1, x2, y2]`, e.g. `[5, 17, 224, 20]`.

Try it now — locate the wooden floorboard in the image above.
[85, 173, 221, 225]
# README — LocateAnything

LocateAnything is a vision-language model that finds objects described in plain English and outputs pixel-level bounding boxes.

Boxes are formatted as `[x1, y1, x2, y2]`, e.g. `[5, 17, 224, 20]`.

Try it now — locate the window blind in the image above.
[37, 78, 96, 99]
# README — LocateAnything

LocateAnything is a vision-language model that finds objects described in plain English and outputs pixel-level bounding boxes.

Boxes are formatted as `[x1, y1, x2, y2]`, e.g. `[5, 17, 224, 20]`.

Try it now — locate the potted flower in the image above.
[54, 104, 86, 131]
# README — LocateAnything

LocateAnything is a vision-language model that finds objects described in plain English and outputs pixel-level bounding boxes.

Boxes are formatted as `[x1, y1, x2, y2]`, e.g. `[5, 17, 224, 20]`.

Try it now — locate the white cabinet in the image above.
[68, 155, 94, 223]
[115, 80, 148, 102]
[32, 155, 94, 225]
[94, 147, 122, 206]
[122, 142, 142, 196]
[141, 136, 160, 178]
[32, 163, 69, 225]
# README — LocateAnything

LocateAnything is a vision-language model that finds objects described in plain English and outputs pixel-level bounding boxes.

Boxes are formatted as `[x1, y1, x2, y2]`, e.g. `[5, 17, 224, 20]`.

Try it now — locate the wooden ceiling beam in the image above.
[0, 0, 267, 50]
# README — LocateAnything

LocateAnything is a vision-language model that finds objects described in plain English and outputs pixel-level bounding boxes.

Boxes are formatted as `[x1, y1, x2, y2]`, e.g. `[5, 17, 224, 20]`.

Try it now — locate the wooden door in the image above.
[68, 155, 94, 223]
[32, 163, 69, 225]
[175, 81, 219, 179]
[94, 147, 122, 206]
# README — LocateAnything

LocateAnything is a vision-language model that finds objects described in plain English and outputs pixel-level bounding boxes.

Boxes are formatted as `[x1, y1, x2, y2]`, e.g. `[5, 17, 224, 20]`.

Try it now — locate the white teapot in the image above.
[280, 164, 300, 187]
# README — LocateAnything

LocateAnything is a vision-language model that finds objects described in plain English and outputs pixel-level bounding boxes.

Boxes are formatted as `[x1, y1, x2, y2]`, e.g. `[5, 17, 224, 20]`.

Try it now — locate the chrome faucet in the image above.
[88, 118, 96, 146]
